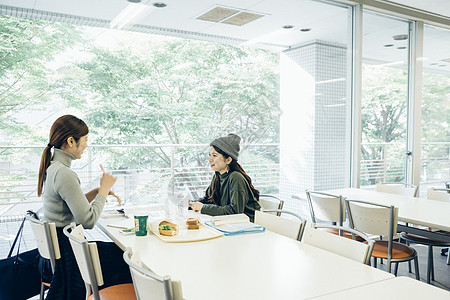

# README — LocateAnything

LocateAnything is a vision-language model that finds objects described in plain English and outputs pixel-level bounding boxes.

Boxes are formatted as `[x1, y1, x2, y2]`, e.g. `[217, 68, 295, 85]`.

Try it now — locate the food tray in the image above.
[149, 222, 223, 243]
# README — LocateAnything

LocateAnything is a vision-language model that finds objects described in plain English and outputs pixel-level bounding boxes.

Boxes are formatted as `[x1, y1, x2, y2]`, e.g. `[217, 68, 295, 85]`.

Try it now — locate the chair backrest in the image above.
[344, 199, 398, 236]
[345, 199, 398, 261]
[427, 188, 450, 202]
[305, 190, 345, 225]
[302, 225, 374, 265]
[376, 182, 418, 197]
[26, 212, 61, 273]
[259, 195, 284, 216]
[123, 248, 183, 300]
[63, 223, 104, 300]
[255, 209, 306, 241]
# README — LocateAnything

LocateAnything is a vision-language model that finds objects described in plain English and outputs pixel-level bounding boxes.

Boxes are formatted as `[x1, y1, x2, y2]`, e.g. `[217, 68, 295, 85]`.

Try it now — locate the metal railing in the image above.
[1, 141, 447, 221]
[0, 143, 280, 221]
[360, 141, 449, 186]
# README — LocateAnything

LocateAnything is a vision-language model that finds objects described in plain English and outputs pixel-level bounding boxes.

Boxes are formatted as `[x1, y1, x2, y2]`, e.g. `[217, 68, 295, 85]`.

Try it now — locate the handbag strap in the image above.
[7, 216, 26, 258]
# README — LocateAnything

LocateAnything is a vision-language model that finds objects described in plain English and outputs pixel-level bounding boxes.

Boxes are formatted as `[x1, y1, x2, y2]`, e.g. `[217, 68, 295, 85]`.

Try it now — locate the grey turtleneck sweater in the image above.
[42, 148, 106, 229]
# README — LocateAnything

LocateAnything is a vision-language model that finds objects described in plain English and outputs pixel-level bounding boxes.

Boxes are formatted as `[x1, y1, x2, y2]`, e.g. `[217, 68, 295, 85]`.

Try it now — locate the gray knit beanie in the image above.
[210, 133, 241, 161]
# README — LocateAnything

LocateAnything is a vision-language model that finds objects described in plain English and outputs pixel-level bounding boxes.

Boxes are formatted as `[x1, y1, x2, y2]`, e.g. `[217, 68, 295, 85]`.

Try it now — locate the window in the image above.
[360, 12, 410, 187]
[419, 25, 450, 195]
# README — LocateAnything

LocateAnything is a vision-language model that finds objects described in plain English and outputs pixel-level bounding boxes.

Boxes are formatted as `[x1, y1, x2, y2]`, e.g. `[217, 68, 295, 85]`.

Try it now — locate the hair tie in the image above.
[47, 143, 53, 148]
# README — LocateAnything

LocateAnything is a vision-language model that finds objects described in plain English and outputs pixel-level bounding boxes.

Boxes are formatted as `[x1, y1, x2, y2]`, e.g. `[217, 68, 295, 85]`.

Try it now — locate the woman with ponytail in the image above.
[190, 134, 261, 222]
[37, 115, 132, 300]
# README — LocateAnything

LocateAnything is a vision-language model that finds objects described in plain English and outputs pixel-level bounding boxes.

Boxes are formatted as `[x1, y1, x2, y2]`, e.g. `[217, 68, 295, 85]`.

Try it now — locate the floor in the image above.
[0, 220, 448, 299]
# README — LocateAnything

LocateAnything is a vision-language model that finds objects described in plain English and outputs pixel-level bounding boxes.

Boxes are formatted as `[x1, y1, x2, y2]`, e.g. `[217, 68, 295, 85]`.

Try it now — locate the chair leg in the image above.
[427, 246, 432, 283]
[447, 247, 450, 265]
[400, 236, 412, 273]
[430, 246, 434, 281]
[393, 262, 399, 276]
[40, 282, 45, 300]
[373, 256, 377, 268]
[387, 260, 392, 273]
[414, 256, 420, 280]
[379, 236, 383, 265]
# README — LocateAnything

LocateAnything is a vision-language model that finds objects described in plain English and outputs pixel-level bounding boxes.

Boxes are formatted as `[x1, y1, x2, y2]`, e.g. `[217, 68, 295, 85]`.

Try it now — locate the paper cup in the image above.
[134, 215, 148, 236]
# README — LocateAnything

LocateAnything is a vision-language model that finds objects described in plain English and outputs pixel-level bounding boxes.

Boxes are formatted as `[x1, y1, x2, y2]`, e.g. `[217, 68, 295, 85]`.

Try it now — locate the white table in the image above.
[294, 188, 450, 242]
[97, 215, 394, 300]
[309, 276, 450, 299]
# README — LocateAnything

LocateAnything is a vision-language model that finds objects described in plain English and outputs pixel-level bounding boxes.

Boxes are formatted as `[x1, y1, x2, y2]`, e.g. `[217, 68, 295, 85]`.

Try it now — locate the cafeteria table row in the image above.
[96, 213, 447, 300]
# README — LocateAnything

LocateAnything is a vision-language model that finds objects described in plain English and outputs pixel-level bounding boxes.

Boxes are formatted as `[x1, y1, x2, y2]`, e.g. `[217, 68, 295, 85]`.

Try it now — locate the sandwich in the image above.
[158, 220, 178, 236]
[186, 217, 200, 230]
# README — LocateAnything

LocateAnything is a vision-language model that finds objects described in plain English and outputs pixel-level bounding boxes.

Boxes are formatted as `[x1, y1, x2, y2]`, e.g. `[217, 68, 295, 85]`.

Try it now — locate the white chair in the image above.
[399, 187, 450, 283]
[305, 190, 345, 226]
[305, 190, 363, 241]
[255, 209, 306, 241]
[376, 182, 418, 197]
[427, 187, 450, 202]
[259, 194, 284, 216]
[26, 211, 61, 300]
[63, 223, 136, 300]
[345, 199, 420, 279]
[123, 248, 183, 300]
[375, 182, 418, 267]
[302, 225, 374, 265]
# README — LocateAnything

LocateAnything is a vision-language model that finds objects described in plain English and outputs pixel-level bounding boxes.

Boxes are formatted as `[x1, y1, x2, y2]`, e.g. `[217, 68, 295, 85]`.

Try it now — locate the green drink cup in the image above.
[134, 215, 148, 236]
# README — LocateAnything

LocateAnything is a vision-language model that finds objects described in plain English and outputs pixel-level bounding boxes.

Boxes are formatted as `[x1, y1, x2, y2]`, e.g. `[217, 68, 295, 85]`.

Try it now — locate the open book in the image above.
[205, 214, 265, 236]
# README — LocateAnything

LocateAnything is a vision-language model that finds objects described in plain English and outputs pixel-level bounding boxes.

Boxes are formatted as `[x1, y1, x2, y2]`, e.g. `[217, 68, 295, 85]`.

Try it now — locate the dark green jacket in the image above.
[199, 171, 260, 222]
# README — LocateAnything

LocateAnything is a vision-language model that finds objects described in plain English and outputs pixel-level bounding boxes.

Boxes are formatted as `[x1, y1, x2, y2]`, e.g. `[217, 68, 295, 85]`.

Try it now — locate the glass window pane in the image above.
[360, 12, 410, 188]
[419, 25, 450, 196]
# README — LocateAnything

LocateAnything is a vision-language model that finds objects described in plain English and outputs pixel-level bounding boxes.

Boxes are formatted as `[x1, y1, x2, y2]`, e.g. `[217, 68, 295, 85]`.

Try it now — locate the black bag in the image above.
[0, 216, 42, 300]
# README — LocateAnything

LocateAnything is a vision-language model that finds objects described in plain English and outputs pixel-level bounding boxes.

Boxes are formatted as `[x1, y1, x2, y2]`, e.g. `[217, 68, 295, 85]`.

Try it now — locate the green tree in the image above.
[54, 35, 280, 170]
[361, 65, 408, 184]
[0, 15, 82, 141]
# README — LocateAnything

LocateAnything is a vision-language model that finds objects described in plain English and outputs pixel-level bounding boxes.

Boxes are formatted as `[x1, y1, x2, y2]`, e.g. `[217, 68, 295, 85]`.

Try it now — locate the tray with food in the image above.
[149, 218, 223, 242]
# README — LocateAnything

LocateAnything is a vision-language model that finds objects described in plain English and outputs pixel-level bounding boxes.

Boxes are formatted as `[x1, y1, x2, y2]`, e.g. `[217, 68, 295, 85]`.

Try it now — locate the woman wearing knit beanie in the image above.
[190, 134, 261, 222]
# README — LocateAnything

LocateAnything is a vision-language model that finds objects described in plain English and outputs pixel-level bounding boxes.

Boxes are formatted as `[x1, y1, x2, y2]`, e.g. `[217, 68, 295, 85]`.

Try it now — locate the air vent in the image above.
[222, 11, 264, 26]
[196, 6, 265, 26]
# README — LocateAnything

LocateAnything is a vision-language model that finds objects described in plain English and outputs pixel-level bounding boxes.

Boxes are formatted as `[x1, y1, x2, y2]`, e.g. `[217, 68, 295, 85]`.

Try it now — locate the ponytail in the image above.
[37, 145, 53, 196]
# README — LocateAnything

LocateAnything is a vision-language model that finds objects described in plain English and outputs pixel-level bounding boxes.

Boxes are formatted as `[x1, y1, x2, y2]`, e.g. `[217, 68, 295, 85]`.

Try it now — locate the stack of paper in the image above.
[102, 208, 125, 219]
[205, 214, 265, 236]
[212, 214, 249, 225]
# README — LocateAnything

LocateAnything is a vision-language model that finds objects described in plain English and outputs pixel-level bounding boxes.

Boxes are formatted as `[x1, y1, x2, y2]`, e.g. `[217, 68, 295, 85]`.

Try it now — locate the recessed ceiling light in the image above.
[127, 0, 141, 2]
[283, 25, 294, 29]
[153, 2, 166, 8]
[384, 44, 394, 47]
[300, 28, 312, 32]
[397, 46, 407, 50]
[430, 63, 438, 65]
[438, 64, 446, 67]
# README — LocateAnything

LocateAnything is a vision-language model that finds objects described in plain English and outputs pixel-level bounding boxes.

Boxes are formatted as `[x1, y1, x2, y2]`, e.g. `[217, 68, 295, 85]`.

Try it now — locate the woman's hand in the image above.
[190, 201, 203, 212]
[108, 190, 122, 206]
[98, 172, 117, 197]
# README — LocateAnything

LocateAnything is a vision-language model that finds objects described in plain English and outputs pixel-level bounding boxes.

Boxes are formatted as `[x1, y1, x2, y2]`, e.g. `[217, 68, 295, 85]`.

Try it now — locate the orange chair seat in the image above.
[369, 240, 415, 259]
[87, 283, 136, 300]
[324, 228, 365, 241]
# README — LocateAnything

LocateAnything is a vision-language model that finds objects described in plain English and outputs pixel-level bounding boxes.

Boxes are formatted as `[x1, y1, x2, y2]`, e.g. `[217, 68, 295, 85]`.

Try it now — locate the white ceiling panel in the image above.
[0, 0, 448, 73]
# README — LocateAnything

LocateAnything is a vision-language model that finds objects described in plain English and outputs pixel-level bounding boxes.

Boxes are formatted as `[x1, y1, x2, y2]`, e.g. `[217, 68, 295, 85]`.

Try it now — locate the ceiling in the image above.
[0, 0, 449, 74]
